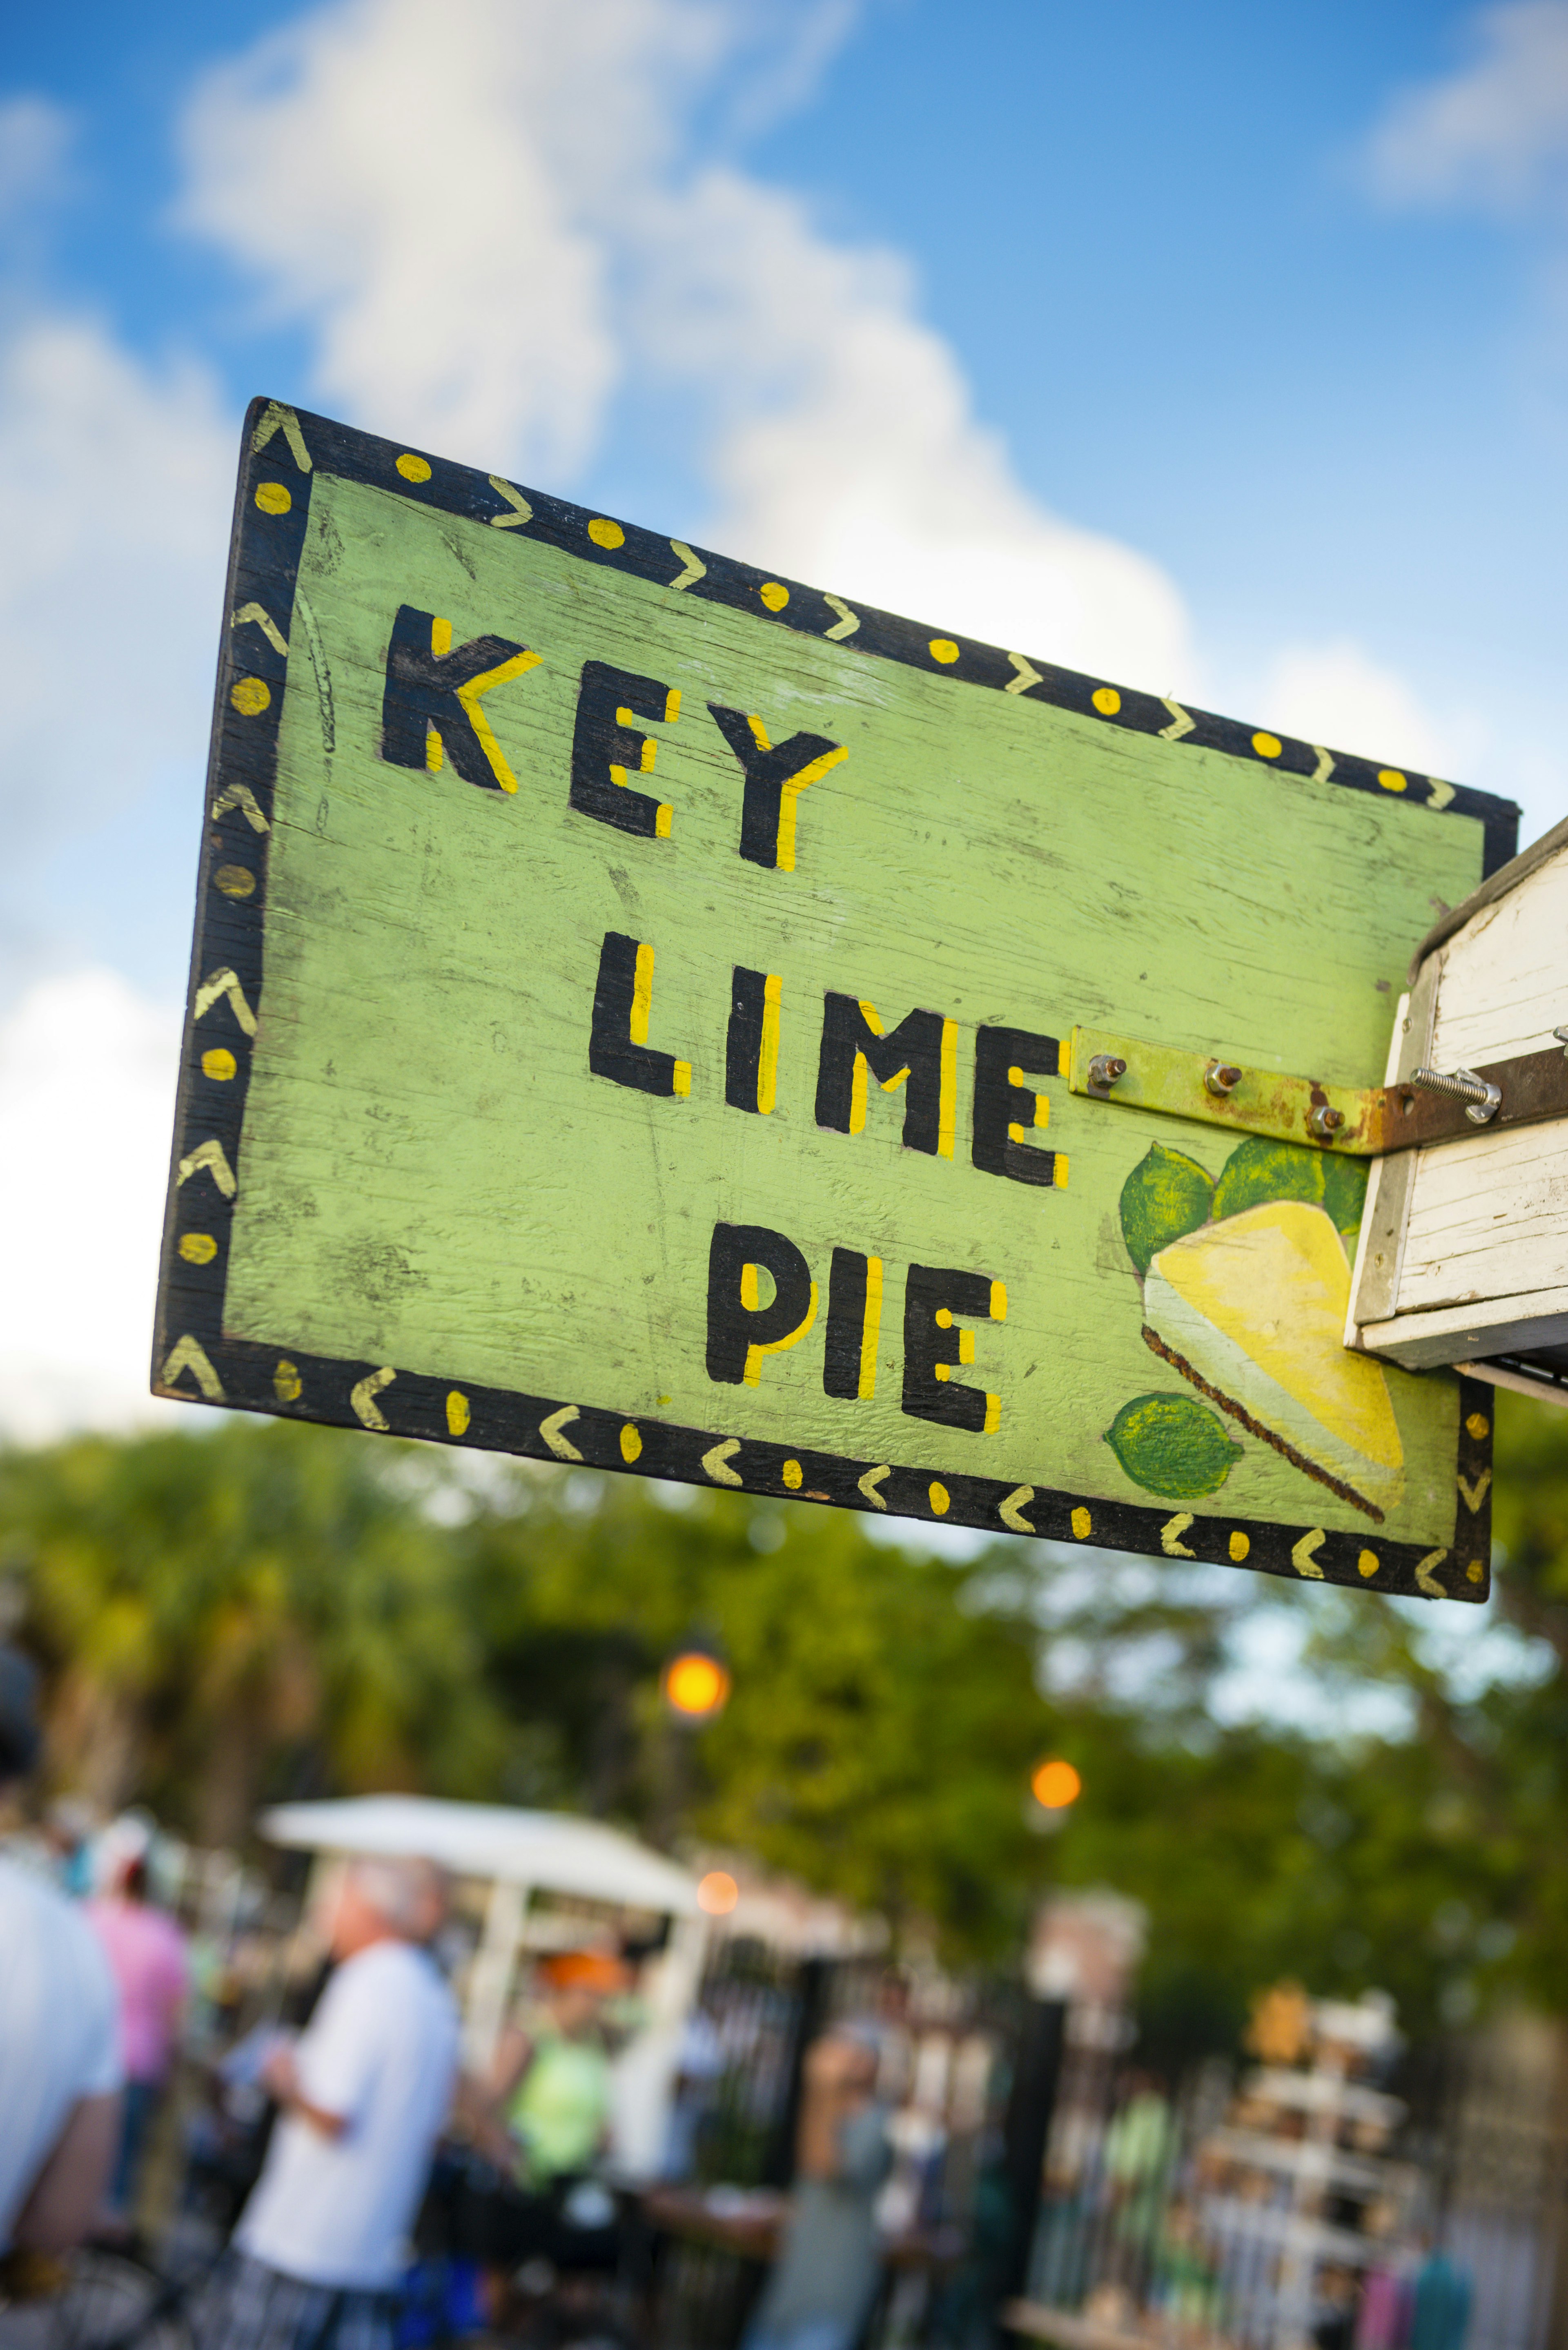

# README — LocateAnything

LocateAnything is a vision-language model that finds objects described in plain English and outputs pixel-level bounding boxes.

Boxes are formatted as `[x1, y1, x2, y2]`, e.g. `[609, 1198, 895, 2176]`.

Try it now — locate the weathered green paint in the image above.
[154, 402, 1514, 1600]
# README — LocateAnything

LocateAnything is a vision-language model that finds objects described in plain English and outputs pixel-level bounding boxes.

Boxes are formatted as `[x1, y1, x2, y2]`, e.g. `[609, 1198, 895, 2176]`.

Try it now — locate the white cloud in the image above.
[637, 167, 1192, 684]
[0, 970, 196, 1441]
[1365, 1, 1568, 212]
[0, 96, 73, 226]
[178, 0, 723, 479]
[178, 0, 1193, 692]
[0, 313, 234, 920]
[1247, 640, 1477, 778]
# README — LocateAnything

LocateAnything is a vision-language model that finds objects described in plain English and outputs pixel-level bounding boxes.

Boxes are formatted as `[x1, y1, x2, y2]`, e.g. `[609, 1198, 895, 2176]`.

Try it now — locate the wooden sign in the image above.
[154, 399, 1517, 1603]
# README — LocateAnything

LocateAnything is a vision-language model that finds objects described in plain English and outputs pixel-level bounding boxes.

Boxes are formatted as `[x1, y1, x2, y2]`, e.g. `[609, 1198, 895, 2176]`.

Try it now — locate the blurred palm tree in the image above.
[0, 1418, 504, 1842]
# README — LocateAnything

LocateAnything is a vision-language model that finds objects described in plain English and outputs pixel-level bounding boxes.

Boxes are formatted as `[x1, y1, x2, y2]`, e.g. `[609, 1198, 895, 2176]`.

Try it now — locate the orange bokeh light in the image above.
[664, 1652, 732, 1718]
[697, 1870, 739, 1915]
[1031, 1758, 1082, 1810]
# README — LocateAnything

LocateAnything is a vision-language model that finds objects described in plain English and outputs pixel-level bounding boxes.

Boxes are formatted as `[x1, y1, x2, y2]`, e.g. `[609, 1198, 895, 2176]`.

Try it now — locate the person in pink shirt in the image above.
[87, 1850, 191, 2226]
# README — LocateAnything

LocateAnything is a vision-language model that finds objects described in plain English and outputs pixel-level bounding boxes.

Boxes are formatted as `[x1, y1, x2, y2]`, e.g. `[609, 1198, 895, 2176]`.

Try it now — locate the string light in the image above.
[1031, 1758, 1082, 1810]
[664, 1650, 732, 1720]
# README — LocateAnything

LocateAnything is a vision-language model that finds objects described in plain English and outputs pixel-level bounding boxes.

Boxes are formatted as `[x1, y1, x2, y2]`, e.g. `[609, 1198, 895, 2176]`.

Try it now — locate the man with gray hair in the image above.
[202, 1854, 458, 2350]
[0, 1643, 122, 2255]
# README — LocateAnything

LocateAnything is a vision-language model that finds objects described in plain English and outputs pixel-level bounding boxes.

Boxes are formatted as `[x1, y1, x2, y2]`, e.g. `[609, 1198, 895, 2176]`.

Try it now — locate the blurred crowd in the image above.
[0, 1643, 899, 2350]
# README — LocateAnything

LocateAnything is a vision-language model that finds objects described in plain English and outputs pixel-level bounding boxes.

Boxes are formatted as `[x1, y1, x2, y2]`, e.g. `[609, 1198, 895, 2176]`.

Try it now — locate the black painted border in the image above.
[151, 398, 1506, 1606]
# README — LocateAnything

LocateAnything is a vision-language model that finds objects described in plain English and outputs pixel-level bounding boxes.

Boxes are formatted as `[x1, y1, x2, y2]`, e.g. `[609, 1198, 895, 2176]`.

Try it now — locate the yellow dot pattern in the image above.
[620, 1422, 642, 1461]
[782, 1458, 803, 1489]
[254, 482, 291, 515]
[1358, 1549, 1379, 1579]
[201, 1048, 237, 1081]
[1378, 769, 1408, 793]
[230, 677, 271, 718]
[446, 1390, 470, 1436]
[1091, 687, 1121, 717]
[396, 453, 432, 482]
[928, 639, 960, 665]
[274, 1360, 302, 1402]
[214, 865, 255, 899]
[760, 582, 790, 611]
[589, 518, 625, 549]
[1252, 731, 1281, 759]
[178, 1233, 217, 1264]
[1465, 1412, 1490, 1439]
[1467, 1558, 1484, 1584]
[1071, 1505, 1091, 1539]
[1229, 1530, 1250, 1561]
[929, 1481, 950, 1515]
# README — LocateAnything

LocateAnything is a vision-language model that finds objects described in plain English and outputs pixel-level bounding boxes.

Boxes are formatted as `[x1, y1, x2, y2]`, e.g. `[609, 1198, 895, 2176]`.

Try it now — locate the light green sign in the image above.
[154, 399, 1514, 1602]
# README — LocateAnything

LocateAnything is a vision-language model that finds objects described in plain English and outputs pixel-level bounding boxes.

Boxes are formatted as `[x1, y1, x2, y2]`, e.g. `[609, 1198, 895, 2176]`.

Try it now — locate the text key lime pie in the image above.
[1109, 1137, 1402, 1521]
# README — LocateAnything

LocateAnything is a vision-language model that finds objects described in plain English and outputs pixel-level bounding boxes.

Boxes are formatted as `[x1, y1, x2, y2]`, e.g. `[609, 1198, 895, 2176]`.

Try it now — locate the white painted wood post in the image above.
[464, 1876, 527, 2076]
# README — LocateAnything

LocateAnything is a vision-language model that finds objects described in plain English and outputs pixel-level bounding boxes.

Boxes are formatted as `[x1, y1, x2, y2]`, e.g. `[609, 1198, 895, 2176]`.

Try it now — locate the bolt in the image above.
[1204, 1060, 1243, 1097]
[1087, 1054, 1127, 1092]
[1309, 1104, 1345, 1141]
[1412, 1066, 1501, 1125]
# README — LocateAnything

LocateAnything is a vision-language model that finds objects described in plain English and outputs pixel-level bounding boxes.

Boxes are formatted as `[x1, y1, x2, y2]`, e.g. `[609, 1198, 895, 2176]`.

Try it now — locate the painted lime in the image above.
[1105, 1394, 1244, 1499]
[1211, 1135, 1324, 1223]
[1120, 1144, 1215, 1279]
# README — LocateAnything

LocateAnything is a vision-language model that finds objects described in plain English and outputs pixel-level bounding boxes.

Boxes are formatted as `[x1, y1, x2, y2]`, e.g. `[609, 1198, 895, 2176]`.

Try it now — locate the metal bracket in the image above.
[1067, 1025, 1568, 1157]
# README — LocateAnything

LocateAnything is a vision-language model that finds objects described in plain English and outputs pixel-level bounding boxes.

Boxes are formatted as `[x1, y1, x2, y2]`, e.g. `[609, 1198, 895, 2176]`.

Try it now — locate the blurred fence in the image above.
[1020, 2006, 1568, 2350]
[655, 1943, 1568, 2350]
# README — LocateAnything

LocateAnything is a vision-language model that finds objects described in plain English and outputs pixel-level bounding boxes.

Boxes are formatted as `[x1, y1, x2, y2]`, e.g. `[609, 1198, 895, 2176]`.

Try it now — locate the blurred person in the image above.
[463, 1950, 630, 2321]
[1357, 2263, 1414, 2350]
[198, 1855, 457, 2350]
[1411, 2242, 1472, 2350]
[742, 2025, 891, 2350]
[1102, 2068, 1176, 2279]
[1313, 2263, 1359, 2350]
[484, 1949, 627, 2192]
[0, 1643, 123, 2254]
[87, 1846, 191, 2230]
[46, 1796, 97, 1897]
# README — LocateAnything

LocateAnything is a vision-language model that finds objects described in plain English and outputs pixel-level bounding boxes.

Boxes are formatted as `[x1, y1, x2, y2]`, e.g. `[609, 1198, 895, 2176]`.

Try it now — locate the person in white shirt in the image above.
[0, 1643, 123, 2255]
[200, 1854, 459, 2350]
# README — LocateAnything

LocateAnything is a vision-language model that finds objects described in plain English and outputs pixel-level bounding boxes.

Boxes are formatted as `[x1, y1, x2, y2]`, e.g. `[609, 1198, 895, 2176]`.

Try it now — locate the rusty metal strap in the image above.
[1066, 1026, 1568, 1157]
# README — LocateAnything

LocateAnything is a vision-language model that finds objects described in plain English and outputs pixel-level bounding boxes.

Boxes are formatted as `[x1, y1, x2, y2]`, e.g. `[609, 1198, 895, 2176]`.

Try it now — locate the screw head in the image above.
[1309, 1104, 1345, 1141]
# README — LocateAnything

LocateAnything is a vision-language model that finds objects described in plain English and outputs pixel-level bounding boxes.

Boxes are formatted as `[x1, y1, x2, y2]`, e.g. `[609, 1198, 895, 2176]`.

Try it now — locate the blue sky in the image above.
[11, 0, 1565, 740]
[2, 0, 1566, 1438]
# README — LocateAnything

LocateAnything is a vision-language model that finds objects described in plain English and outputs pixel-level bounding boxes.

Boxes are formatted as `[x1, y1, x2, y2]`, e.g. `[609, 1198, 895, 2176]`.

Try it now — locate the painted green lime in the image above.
[1105, 1394, 1244, 1499]
[1120, 1145, 1215, 1279]
[1320, 1153, 1370, 1240]
[1211, 1135, 1325, 1223]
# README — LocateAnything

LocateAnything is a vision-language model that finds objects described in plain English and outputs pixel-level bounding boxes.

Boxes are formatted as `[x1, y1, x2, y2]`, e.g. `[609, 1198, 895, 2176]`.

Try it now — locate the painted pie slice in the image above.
[1143, 1199, 1403, 1521]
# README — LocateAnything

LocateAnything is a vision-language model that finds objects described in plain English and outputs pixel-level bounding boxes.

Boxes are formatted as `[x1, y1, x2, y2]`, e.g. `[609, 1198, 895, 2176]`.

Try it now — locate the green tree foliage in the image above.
[463, 1475, 1058, 1955]
[2, 1389, 1566, 2040]
[0, 1420, 505, 1842]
